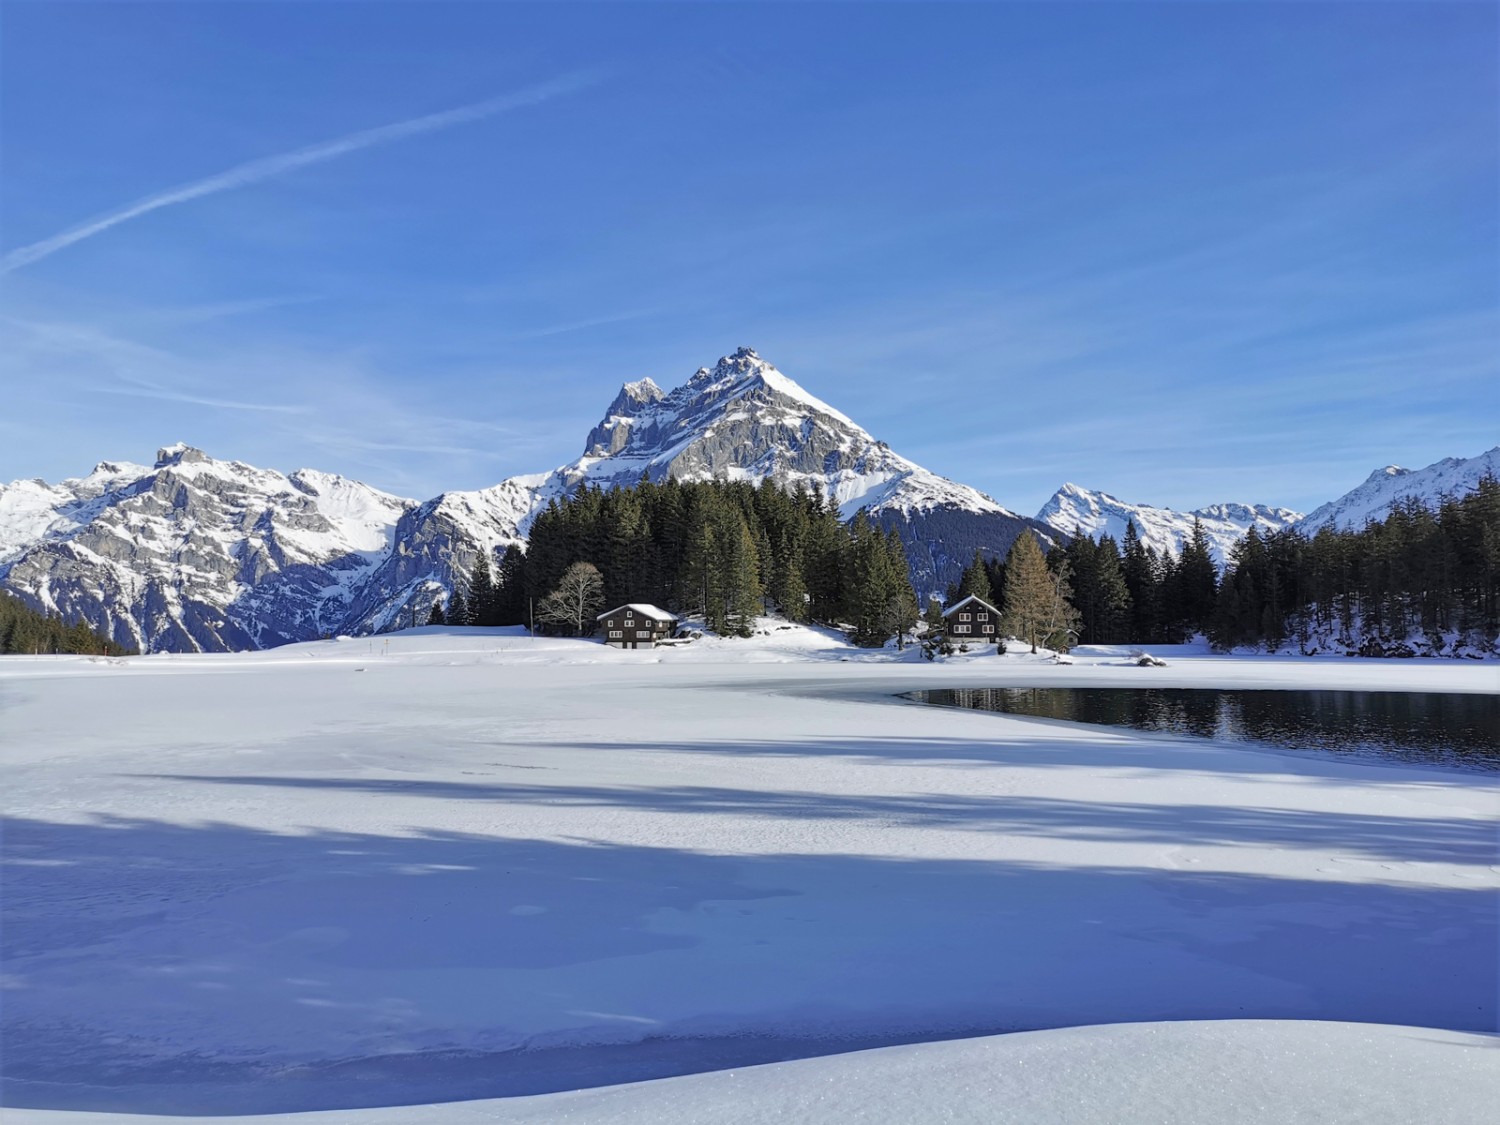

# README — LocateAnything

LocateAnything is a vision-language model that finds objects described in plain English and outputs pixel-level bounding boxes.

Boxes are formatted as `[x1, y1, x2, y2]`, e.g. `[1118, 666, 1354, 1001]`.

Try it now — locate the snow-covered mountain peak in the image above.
[1299, 447, 1500, 533]
[585, 377, 670, 456]
[1037, 483, 1303, 565]
[154, 442, 210, 468]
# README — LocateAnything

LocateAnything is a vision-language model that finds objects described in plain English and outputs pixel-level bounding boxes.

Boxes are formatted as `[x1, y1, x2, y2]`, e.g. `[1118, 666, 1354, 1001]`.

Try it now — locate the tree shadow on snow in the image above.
[141, 772, 1498, 867]
[1, 810, 1495, 1115]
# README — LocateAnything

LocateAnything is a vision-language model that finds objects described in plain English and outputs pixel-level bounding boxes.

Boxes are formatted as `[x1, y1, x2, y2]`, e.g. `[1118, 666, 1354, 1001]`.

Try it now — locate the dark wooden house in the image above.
[597, 604, 678, 649]
[941, 594, 1002, 645]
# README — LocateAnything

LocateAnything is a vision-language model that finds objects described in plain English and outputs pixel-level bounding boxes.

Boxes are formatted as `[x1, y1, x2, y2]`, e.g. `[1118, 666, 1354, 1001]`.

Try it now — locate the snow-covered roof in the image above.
[941, 594, 1001, 618]
[596, 603, 677, 622]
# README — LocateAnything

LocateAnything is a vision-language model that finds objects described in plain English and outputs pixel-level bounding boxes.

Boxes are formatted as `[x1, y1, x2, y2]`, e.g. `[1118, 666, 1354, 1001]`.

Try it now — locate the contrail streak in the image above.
[1, 73, 599, 274]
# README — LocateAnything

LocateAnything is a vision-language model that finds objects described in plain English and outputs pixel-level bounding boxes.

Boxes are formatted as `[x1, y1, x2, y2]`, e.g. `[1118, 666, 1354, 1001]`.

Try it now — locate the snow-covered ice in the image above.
[2, 626, 1496, 1120]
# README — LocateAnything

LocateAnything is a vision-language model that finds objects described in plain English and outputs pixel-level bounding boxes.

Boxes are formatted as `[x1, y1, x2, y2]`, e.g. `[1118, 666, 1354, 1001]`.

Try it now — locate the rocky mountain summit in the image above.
[0, 445, 411, 652]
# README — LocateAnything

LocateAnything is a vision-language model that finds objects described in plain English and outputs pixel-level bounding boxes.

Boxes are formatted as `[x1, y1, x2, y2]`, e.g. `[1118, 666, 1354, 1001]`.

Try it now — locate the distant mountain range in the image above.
[1295, 447, 1500, 533]
[1033, 445, 1499, 563]
[1, 348, 1492, 652]
[1034, 485, 1303, 565]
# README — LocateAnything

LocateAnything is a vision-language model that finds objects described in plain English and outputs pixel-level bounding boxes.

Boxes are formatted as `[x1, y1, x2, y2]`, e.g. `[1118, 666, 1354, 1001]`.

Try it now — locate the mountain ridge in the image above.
[0, 348, 1055, 649]
[5, 349, 1489, 652]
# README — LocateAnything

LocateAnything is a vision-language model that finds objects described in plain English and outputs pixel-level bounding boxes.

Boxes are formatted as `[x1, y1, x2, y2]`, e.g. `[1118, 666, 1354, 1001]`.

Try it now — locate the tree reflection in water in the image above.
[909, 688, 1499, 770]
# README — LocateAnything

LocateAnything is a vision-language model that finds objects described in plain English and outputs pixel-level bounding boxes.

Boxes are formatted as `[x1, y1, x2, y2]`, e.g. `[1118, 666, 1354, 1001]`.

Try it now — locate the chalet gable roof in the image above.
[596, 603, 677, 623]
[941, 594, 1001, 618]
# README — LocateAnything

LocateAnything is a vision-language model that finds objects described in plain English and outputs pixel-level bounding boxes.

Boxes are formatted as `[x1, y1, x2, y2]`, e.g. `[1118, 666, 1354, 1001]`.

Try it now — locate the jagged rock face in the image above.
[557, 348, 1013, 518]
[583, 379, 666, 457]
[0, 446, 412, 652]
[1036, 483, 1303, 565]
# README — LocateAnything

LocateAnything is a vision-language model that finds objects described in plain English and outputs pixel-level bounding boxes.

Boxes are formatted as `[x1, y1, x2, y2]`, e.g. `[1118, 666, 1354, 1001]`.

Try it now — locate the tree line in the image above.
[442, 477, 920, 646]
[1209, 479, 1499, 654]
[1026, 478, 1498, 654]
[0, 590, 133, 656]
[434, 474, 1497, 657]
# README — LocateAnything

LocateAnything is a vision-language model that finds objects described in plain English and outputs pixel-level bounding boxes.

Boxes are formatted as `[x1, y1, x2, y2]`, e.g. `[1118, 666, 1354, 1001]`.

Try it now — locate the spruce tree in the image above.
[469, 551, 498, 627]
[957, 550, 995, 605]
[448, 584, 471, 627]
[1176, 518, 1219, 637]
[494, 543, 527, 626]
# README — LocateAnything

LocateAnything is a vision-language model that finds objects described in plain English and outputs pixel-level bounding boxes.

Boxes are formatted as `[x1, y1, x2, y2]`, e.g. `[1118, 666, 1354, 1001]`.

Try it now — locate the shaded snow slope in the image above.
[1299, 446, 1500, 532]
[14, 1021, 1497, 1125]
[1037, 483, 1302, 563]
[2, 639, 1494, 1117]
[0, 446, 413, 651]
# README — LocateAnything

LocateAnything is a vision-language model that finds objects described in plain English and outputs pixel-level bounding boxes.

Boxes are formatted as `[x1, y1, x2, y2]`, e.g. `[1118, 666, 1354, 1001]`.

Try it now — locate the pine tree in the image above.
[494, 543, 527, 626]
[427, 602, 447, 626]
[1175, 518, 1219, 638]
[1121, 521, 1162, 643]
[957, 550, 995, 605]
[469, 550, 498, 627]
[448, 583, 471, 627]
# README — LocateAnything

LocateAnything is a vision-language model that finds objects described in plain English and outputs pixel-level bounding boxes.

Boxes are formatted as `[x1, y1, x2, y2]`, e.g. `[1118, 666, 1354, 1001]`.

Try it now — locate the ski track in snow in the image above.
[1, 626, 1496, 1121]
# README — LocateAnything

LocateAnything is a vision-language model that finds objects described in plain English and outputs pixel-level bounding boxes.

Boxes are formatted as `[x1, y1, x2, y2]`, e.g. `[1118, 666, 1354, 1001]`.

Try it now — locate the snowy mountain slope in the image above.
[0, 445, 413, 652]
[0, 458, 150, 565]
[1036, 483, 1302, 564]
[1298, 446, 1500, 533]
[346, 348, 1058, 627]
[537, 347, 1022, 520]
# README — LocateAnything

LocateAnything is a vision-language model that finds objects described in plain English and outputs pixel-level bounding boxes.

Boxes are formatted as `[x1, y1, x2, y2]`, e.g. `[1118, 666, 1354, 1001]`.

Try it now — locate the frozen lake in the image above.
[905, 687, 1500, 771]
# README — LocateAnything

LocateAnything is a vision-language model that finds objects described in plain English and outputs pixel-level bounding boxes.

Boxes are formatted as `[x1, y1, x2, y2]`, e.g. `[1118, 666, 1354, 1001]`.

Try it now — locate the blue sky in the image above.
[2, 2, 1495, 515]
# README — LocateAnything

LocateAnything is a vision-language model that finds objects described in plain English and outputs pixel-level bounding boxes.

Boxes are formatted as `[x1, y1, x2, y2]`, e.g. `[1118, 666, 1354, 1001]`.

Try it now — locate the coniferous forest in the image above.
[1054, 478, 1499, 655]
[443, 476, 1497, 657]
[0, 590, 134, 656]
[455, 477, 920, 646]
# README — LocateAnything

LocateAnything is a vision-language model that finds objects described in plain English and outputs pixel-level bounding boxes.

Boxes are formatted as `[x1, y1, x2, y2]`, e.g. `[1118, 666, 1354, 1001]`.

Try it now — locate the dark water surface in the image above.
[905, 688, 1500, 771]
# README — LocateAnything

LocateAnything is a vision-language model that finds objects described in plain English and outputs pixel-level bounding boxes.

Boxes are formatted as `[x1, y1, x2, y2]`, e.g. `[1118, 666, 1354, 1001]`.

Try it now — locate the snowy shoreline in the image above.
[3, 626, 1497, 1121]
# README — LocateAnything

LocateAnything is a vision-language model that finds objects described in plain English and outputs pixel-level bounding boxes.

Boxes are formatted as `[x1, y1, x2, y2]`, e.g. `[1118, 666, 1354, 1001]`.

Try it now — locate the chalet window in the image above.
[959, 612, 971, 621]
[955, 624, 971, 634]
[609, 630, 623, 638]
[607, 619, 615, 627]
[982, 625, 994, 633]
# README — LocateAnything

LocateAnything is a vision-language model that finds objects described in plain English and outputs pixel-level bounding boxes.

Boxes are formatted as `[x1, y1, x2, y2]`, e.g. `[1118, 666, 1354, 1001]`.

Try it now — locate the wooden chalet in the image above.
[941, 594, 1002, 644]
[597, 604, 678, 648]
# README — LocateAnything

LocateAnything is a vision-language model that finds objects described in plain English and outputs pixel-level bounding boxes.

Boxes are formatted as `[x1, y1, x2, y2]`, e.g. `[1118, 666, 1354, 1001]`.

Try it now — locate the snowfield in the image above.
[2, 625, 1497, 1121]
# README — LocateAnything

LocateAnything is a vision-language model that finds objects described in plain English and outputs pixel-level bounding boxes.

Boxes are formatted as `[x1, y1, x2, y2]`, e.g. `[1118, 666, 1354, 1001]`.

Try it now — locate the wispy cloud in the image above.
[0, 72, 601, 274]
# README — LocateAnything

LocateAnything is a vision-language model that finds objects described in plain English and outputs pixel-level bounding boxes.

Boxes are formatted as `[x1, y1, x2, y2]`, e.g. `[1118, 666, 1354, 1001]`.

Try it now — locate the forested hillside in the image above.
[448, 477, 920, 646]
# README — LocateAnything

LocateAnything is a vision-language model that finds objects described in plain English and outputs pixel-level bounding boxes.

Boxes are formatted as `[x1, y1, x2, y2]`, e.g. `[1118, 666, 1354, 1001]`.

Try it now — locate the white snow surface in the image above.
[2, 628, 1495, 1120]
[13, 1021, 1498, 1125]
[1298, 445, 1500, 533]
[1036, 483, 1304, 563]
